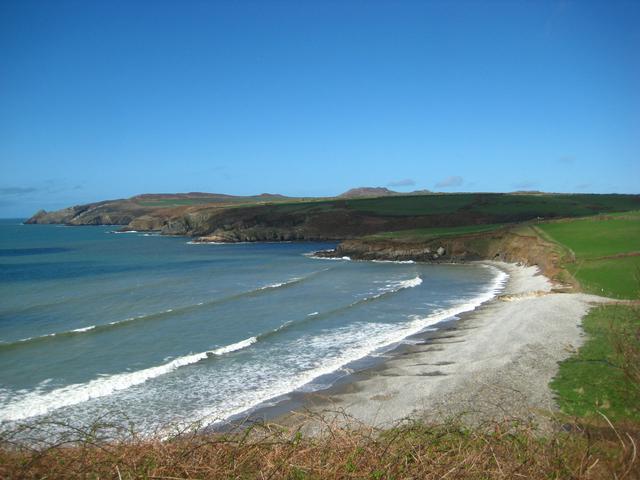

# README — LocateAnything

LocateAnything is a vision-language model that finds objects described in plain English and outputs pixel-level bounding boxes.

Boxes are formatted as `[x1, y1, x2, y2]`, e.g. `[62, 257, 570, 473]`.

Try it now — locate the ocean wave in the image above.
[0, 271, 328, 350]
[371, 259, 416, 264]
[0, 309, 178, 350]
[70, 325, 96, 333]
[304, 253, 351, 261]
[186, 240, 228, 245]
[0, 337, 257, 423]
[357, 275, 422, 302]
[1, 267, 508, 429]
[188, 268, 509, 427]
[258, 277, 303, 290]
[250, 275, 425, 343]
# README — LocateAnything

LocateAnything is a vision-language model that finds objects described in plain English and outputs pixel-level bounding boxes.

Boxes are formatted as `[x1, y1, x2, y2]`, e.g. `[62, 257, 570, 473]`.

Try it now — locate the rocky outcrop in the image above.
[315, 228, 563, 279]
[24, 200, 152, 226]
[126, 215, 167, 232]
[339, 187, 398, 198]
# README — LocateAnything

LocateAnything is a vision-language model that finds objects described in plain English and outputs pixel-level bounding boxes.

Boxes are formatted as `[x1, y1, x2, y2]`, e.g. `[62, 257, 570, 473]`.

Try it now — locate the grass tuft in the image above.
[1, 413, 638, 479]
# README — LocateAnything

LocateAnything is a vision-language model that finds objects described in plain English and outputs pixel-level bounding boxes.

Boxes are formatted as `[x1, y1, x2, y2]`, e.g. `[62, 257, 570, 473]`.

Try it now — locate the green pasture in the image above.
[135, 194, 640, 223]
[538, 217, 640, 259]
[368, 223, 506, 240]
[136, 198, 234, 207]
[538, 215, 640, 299]
[136, 196, 308, 208]
[551, 304, 640, 421]
[567, 257, 640, 299]
[343, 193, 639, 218]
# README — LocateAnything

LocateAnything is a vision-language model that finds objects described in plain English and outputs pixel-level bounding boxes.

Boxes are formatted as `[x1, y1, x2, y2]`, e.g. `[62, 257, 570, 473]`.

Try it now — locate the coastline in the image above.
[270, 261, 608, 430]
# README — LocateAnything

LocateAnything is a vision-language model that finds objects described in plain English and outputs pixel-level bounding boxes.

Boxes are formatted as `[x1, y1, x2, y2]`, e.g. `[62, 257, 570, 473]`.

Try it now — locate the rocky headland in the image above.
[313, 226, 566, 281]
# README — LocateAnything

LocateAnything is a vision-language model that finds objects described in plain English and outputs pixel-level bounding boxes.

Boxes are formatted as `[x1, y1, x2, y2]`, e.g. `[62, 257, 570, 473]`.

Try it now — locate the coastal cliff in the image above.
[315, 226, 565, 280]
[25, 192, 640, 255]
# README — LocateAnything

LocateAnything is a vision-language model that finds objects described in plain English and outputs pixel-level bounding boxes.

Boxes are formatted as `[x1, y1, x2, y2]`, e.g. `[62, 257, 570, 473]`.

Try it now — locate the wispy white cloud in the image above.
[387, 178, 416, 187]
[435, 176, 463, 188]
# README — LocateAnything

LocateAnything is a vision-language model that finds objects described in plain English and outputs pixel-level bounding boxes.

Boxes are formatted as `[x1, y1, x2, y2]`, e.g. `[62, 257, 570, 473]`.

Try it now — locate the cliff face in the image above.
[316, 227, 564, 279]
[24, 200, 157, 226]
[162, 206, 394, 241]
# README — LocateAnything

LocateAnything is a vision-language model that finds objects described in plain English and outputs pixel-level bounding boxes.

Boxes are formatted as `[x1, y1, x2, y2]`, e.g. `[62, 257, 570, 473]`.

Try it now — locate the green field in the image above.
[551, 304, 640, 421]
[220, 193, 640, 219]
[136, 198, 236, 207]
[537, 217, 640, 259]
[368, 223, 506, 240]
[567, 257, 640, 299]
[538, 216, 640, 299]
[342, 193, 640, 217]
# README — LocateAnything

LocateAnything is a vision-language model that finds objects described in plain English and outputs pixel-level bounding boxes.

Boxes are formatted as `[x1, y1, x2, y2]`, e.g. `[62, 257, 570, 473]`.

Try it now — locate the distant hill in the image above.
[24, 192, 298, 227]
[338, 187, 399, 198]
[338, 187, 434, 198]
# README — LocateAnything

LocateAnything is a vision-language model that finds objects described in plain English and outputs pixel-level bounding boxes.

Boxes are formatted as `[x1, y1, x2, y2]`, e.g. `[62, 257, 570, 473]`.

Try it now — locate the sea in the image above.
[0, 219, 507, 434]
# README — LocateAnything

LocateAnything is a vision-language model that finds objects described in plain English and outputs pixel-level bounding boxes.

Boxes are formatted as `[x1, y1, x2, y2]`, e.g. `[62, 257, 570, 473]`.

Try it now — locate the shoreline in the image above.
[260, 261, 607, 430]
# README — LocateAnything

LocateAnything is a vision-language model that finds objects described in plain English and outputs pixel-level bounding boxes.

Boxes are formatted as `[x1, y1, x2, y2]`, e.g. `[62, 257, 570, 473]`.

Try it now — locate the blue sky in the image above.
[1, 0, 638, 217]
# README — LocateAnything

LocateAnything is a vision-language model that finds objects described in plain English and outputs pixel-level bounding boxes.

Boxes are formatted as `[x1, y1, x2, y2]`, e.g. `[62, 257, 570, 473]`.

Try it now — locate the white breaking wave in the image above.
[305, 253, 351, 261]
[71, 325, 95, 333]
[259, 276, 303, 290]
[395, 276, 422, 289]
[371, 259, 416, 264]
[3, 272, 321, 348]
[14, 332, 56, 344]
[1, 267, 509, 431]
[11, 323, 98, 345]
[0, 337, 257, 422]
[366, 275, 423, 300]
[191, 268, 508, 428]
[210, 337, 257, 355]
[186, 240, 227, 245]
[4, 307, 177, 347]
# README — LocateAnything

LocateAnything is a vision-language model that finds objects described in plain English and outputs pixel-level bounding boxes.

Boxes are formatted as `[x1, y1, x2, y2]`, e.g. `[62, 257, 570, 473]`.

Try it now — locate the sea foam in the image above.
[0, 337, 257, 422]
[177, 269, 508, 430]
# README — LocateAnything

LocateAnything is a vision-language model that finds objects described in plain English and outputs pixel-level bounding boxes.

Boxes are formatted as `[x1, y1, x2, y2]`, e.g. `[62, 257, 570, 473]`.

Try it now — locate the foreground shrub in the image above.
[1, 413, 638, 479]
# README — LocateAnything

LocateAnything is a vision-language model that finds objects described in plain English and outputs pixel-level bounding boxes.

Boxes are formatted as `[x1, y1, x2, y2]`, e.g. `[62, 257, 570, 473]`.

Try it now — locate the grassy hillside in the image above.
[366, 223, 507, 241]
[342, 193, 639, 217]
[537, 213, 640, 299]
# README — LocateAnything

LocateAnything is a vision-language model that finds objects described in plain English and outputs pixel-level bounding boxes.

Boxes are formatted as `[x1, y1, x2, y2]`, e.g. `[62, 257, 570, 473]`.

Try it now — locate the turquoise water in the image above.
[0, 219, 506, 433]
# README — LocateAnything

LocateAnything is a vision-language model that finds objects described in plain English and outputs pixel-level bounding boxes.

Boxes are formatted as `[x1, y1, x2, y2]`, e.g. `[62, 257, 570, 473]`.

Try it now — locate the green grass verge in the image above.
[550, 305, 640, 422]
